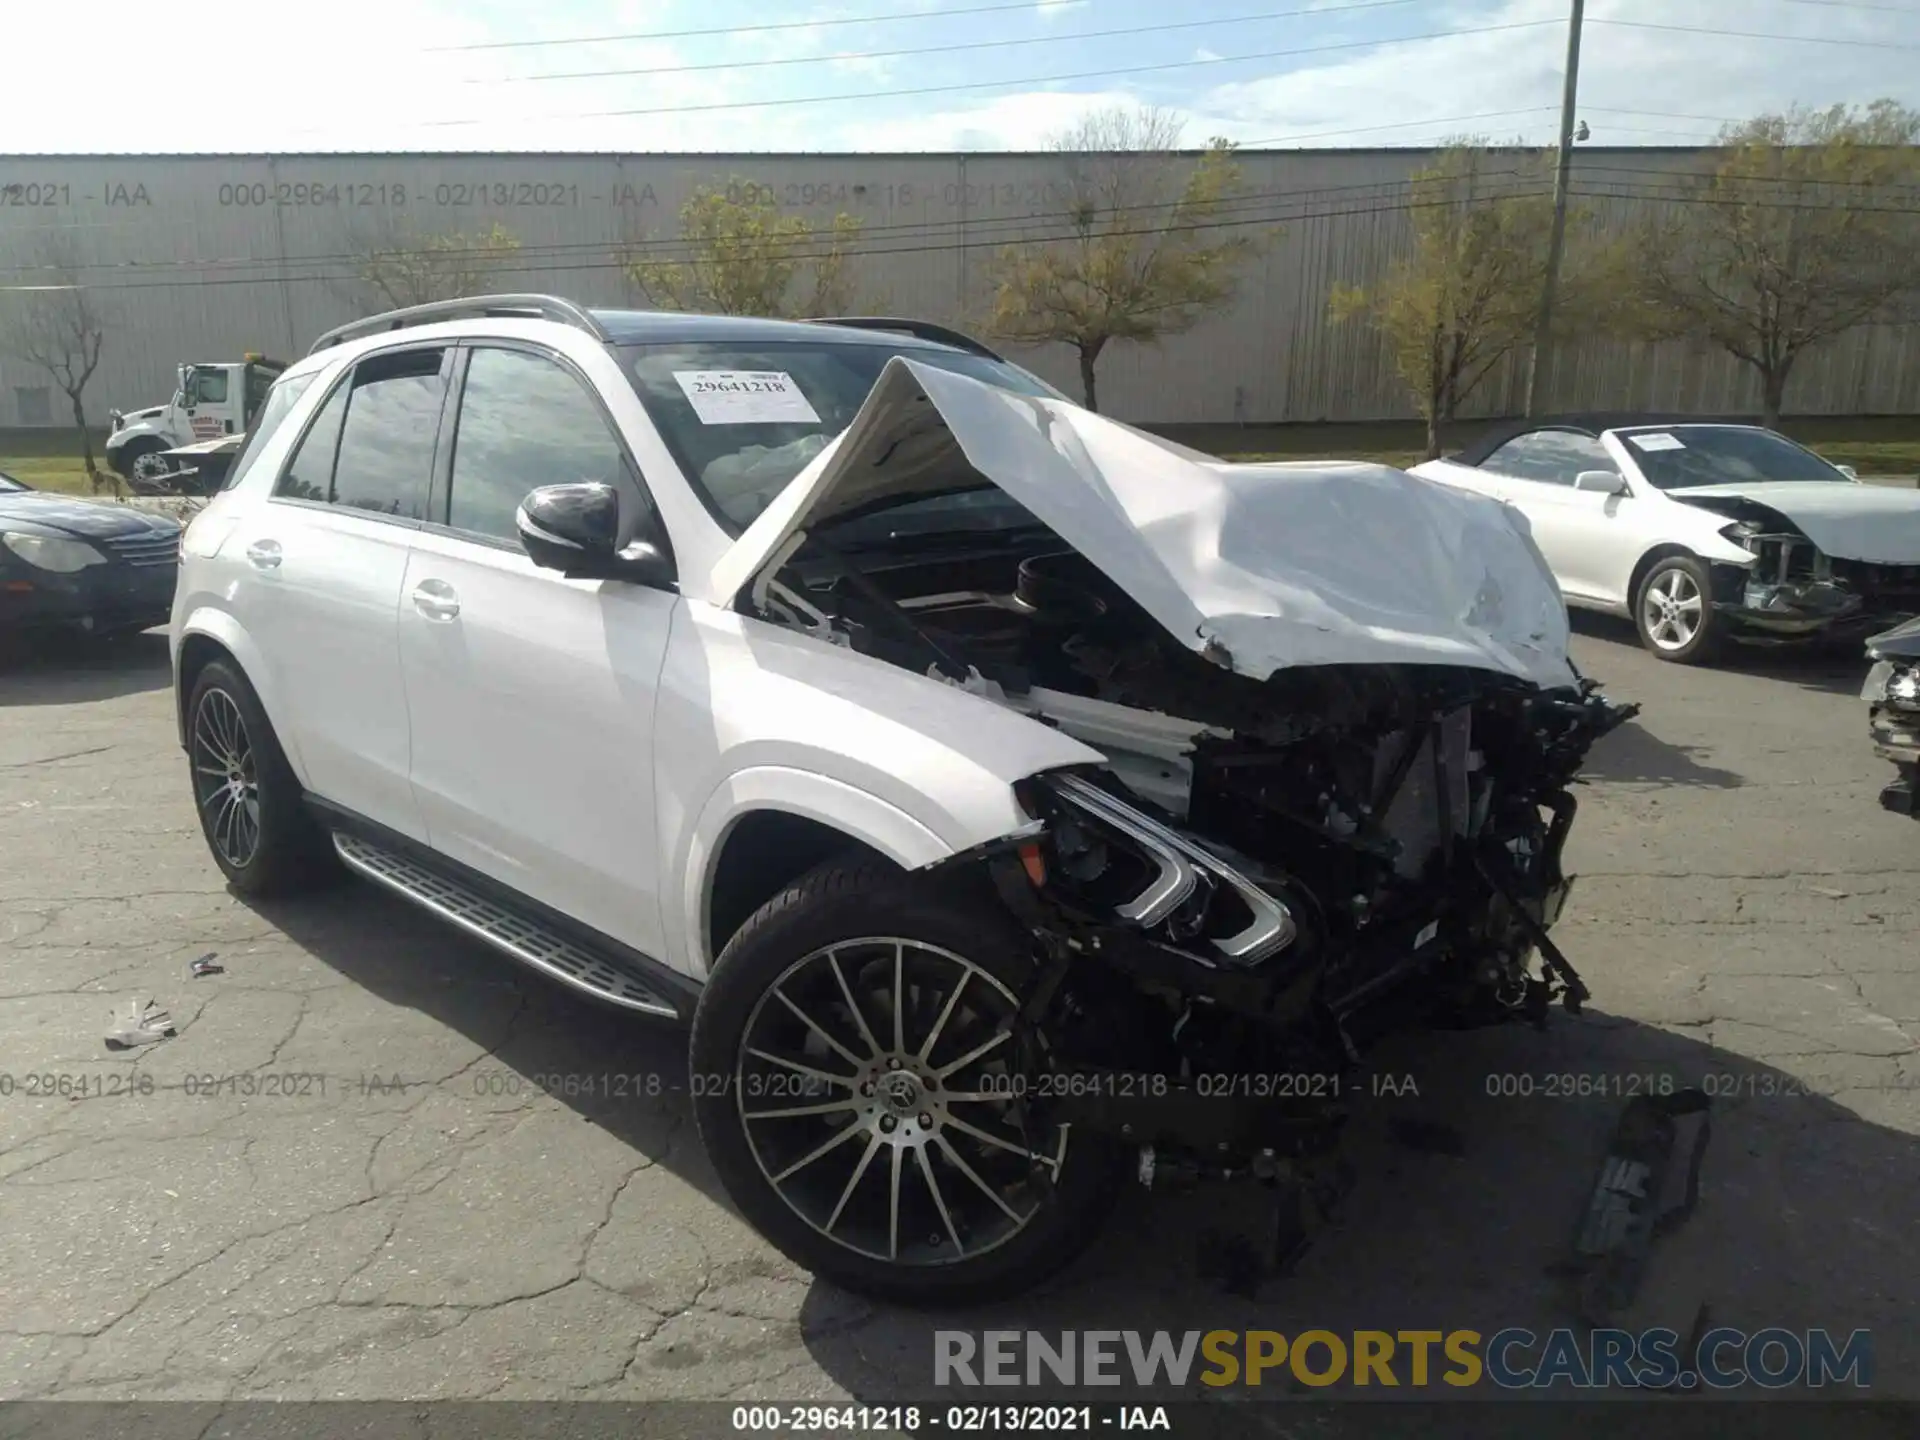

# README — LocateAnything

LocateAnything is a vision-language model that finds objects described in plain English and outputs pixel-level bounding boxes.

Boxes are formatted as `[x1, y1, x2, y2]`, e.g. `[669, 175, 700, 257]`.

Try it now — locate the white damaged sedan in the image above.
[1412, 419, 1920, 662]
[172, 299, 1631, 1303]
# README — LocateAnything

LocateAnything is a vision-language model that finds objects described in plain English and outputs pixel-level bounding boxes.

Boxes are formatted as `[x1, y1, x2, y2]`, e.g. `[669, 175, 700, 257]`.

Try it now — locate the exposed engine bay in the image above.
[1678, 493, 1920, 639]
[753, 524, 1636, 1182]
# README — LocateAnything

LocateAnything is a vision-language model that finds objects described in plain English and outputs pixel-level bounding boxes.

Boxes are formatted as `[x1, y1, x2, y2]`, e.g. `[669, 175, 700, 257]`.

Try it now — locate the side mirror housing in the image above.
[1574, 469, 1628, 495]
[1836, 464, 1860, 481]
[516, 482, 675, 588]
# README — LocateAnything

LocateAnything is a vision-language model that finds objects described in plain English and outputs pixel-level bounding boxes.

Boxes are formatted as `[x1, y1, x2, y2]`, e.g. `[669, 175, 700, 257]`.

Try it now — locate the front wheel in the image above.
[1635, 555, 1721, 663]
[690, 860, 1123, 1306]
[114, 439, 169, 483]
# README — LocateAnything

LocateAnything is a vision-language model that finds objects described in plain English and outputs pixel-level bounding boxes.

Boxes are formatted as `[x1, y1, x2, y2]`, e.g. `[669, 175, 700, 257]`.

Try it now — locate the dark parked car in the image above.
[0, 470, 182, 639]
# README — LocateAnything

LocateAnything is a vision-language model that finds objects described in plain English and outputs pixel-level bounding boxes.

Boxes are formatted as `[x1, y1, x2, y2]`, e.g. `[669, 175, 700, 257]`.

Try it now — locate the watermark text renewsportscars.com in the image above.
[935, 1328, 1873, 1390]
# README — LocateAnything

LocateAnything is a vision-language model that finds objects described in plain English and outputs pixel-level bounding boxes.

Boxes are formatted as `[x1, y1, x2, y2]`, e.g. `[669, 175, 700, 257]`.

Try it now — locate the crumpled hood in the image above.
[0, 492, 180, 541]
[1670, 481, 1920, 564]
[1870, 611, 1920, 658]
[704, 358, 1577, 689]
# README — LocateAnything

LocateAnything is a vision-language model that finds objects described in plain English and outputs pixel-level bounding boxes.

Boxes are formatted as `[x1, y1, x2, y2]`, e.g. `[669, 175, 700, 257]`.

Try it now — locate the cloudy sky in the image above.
[2, 0, 1913, 152]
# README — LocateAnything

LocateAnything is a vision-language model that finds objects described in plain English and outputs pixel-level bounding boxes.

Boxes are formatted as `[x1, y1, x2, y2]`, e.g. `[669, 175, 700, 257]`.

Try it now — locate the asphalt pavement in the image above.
[0, 617, 1915, 1412]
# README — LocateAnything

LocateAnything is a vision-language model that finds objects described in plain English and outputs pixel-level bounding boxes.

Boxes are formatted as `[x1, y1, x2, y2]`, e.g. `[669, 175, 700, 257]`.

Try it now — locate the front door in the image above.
[1477, 429, 1644, 606]
[397, 344, 677, 958]
[182, 365, 247, 442]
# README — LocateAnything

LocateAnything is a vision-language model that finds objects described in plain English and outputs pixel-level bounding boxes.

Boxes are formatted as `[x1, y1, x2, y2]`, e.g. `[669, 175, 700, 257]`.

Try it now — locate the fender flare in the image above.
[174, 607, 309, 784]
[672, 765, 953, 980]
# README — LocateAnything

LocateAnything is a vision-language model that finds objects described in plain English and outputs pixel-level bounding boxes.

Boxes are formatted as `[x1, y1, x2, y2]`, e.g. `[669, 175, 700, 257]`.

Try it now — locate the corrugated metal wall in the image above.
[2, 148, 1916, 427]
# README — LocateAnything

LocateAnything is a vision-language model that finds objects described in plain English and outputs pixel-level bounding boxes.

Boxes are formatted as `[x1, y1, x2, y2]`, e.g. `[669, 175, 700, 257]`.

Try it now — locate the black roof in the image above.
[586, 309, 963, 351]
[1449, 413, 1770, 467]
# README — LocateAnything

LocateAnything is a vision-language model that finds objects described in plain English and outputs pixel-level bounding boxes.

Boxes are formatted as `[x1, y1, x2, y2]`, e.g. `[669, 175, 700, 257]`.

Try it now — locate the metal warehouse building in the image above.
[3, 148, 1918, 428]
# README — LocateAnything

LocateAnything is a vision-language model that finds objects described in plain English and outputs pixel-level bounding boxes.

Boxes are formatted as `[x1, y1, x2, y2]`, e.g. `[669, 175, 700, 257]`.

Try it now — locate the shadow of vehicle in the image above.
[241, 884, 1916, 1413]
[0, 627, 172, 705]
[1568, 610, 1873, 700]
[1580, 719, 1744, 789]
[1718, 644, 1875, 701]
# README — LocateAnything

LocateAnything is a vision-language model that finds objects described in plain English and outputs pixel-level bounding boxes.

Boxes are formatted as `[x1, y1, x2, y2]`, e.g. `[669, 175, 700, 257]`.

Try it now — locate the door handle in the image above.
[411, 579, 460, 622]
[244, 539, 282, 570]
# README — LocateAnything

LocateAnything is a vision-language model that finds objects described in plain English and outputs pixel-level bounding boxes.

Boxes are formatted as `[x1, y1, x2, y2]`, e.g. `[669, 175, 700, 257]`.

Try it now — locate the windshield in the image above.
[1618, 426, 1851, 489]
[622, 339, 1062, 532]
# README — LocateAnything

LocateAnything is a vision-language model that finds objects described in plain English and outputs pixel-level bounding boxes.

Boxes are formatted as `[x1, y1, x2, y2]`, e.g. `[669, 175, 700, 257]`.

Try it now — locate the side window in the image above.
[274, 380, 348, 502]
[1483, 431, 1616, 486]
[447, 347, 645, 543]
[331, 349, 445, 520]
[189, 369, 229, 406]
[226, 372, 315, 492]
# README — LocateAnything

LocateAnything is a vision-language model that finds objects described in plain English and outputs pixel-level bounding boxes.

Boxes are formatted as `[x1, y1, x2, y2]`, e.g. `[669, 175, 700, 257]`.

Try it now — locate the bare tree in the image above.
[0, 238, 112, 491]
[984, 107, 1262, 412]
[1623, 101, 1920, 426]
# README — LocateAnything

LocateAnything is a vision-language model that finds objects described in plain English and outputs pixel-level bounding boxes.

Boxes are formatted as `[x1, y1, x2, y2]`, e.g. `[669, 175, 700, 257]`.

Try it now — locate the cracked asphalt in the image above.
[0, 618, 1916, 1411]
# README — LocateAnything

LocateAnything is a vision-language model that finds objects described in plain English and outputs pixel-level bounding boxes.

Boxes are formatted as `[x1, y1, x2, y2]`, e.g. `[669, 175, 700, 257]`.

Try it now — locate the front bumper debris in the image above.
[1569, 1087, 1712, 1325]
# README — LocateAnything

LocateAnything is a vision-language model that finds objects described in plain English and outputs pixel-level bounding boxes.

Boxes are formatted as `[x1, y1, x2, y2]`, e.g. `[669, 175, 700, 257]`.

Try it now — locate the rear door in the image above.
[397, 343, 678, 958]
[227, 345, 447, 839]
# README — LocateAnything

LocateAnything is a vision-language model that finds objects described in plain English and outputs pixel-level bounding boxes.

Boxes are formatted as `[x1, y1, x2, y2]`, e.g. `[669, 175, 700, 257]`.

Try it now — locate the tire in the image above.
[185, 659, 337, 895]
[1634, 554, 1721, 663]
[114, 439, 167, 482]
[690, 859, 1125, 1306]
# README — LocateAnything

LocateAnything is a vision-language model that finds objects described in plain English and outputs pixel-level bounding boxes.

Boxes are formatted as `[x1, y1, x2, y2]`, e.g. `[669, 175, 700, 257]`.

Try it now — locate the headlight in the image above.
[1720, 520, 1762, 551]
[1890, 667, 1920, 710]
[2, 533, 108, 573]
[1027, 772, 1298, 967]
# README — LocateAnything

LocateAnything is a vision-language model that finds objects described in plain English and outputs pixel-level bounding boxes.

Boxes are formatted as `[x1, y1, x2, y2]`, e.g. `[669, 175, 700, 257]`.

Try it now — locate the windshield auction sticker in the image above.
[673, 370, 821, 425]
[1628, 432, 1686, 452]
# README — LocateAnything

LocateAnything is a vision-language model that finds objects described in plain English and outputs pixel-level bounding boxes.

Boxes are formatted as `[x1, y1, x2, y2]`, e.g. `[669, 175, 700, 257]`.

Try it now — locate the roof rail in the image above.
[805, 316, 1007, 362]
[307, 294, 611, 356]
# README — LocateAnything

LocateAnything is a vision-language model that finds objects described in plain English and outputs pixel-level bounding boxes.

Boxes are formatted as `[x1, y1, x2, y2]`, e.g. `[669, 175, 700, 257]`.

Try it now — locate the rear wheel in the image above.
[690, 860, 1123, 1305]
[1635, 555, 1721, 663]
[186, 660, 336, 895]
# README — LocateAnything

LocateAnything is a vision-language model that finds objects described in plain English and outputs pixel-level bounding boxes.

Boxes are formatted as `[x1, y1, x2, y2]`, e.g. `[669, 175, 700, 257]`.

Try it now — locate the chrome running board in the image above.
[332, 832, 680, 1018]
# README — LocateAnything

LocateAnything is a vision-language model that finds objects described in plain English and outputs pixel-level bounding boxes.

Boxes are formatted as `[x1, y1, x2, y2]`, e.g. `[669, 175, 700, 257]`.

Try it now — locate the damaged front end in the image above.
[1863, 614, 1920, 816]
[718, 356, 1637, 1199]
[953, 663, 1633, 1179]
[1698, 509, 1920, 644]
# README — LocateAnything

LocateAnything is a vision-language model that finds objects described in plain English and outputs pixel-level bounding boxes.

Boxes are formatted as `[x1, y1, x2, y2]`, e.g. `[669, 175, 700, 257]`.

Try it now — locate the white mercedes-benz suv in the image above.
[172, 295, 1630, 1304]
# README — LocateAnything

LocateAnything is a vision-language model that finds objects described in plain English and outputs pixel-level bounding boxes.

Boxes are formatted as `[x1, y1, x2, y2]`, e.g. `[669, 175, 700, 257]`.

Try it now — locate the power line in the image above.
[0, 189, 1563, 295]
[404, 21, 1564, 128]
[0, 180, 1427, 278]
[1235, 108, 1560, 146]
[429, 0, 1108, 53]
[1771, 0, 1920, 13]
[488, 0, 1430, 84]
[1591, 18, 1920, 49]
[0, 160, 1589, 279]
[1582, 106, 1747, 126]
[0, 109, 1575, 243]
[15, 172, 1920, 299]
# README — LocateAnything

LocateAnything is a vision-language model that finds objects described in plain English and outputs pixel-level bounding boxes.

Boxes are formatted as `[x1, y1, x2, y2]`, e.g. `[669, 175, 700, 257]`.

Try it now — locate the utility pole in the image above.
[1524, 0, 1586, 417]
